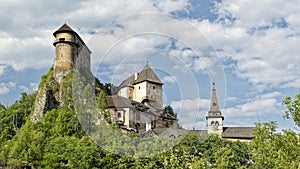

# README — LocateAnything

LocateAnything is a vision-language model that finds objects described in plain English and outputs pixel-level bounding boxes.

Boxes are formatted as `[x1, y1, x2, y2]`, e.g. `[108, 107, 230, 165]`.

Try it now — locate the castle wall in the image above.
[53, 32, 91, 82]
[146, 82, 162, 108]
[133, 81, 147, 103]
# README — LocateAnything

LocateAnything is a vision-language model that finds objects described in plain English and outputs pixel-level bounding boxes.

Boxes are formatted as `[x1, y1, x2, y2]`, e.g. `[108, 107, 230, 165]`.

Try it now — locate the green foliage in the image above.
[1, 67, 300, 168]
[0, 92, 36, 143]
[283, 93, 300, 127]
[164, 105, 177, 118]
[253, 122, 300, 168]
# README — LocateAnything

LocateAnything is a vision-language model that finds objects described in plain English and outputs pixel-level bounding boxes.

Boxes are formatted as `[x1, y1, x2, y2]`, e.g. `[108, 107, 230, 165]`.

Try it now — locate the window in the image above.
[211, 121, 214, 125]
[117, 112, 122, 118]
[139, 86, 141, 90]
[153, 86, 156, 90]
[59, 38, 65, 41]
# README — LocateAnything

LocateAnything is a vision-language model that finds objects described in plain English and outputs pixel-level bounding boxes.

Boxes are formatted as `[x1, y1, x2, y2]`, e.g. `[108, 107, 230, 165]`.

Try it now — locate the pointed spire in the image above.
[208, 82, 223, 117]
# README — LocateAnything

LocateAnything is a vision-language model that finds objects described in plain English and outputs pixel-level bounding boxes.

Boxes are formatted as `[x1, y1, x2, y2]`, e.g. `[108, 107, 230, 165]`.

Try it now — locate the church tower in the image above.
[53, 23, 91, 82]
[206, 82, 224, 137]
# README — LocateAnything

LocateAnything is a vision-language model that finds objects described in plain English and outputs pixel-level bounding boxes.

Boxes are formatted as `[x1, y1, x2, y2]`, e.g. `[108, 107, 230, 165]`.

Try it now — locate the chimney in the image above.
[134, 73, 138, 80]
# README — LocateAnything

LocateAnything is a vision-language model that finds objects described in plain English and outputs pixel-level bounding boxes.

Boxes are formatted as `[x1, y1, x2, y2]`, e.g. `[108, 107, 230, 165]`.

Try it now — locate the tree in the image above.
[252, 122, 300, 168]
[164, 105, 177, 118]
[97, 90, 111, 124]
[283, 93, 300, 128]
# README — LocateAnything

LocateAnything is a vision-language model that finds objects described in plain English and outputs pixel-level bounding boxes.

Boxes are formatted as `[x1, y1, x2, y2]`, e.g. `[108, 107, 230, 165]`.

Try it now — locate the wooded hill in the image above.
[0, 68, 299, 168]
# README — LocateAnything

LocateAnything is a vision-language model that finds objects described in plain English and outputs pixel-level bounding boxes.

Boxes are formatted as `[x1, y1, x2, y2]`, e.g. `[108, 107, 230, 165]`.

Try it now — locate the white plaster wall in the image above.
[118, 87, 129, 98]
[207, 117, 223, 136]
[133, 81, 147, 103]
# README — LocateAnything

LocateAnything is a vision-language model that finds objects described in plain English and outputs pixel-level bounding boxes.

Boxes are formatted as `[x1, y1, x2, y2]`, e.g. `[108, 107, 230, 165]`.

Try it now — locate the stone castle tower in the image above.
[117, 64, 163, 109]
[53, 23, 91, 82]
[206, 82, 224, 137]
[31, 24, 91, 121]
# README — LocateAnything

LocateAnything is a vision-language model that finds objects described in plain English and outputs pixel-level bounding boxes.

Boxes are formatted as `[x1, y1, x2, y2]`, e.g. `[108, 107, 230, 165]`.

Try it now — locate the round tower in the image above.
[53, 23, 79, 81]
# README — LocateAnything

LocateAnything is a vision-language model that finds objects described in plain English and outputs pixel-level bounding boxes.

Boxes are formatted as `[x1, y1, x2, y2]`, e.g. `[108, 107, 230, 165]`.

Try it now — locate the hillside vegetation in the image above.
[0, 70, 299, 168]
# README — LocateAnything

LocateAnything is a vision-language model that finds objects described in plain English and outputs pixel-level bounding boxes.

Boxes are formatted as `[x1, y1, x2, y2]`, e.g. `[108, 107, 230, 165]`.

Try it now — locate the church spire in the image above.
[207, 82, 224, 118]
[209, 82, 220, 113]
[206, 82, 224, 137]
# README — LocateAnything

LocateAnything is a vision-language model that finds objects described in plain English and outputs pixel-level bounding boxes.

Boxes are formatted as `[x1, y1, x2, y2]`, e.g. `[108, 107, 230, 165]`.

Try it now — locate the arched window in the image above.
[215, 121, 219, 125]
[211, 121, 214, 125]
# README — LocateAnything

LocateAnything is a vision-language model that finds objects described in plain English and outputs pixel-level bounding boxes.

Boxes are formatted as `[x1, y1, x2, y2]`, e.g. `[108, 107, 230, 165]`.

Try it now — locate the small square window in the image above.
[118, 112, 122, 118]
[153, 86, 156, 90]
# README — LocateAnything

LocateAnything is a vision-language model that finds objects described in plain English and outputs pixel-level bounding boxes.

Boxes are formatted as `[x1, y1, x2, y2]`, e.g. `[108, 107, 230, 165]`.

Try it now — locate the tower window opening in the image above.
[153, 86, 156, 90]
[211, 121, 214, 125]
[59, 38, 65, 41]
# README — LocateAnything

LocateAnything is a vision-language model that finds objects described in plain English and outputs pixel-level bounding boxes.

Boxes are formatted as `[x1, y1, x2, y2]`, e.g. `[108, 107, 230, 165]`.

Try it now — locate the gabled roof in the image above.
[222, 127, 255, 139]
[134, 64, 163, 85]
[106, 95, 133, 108]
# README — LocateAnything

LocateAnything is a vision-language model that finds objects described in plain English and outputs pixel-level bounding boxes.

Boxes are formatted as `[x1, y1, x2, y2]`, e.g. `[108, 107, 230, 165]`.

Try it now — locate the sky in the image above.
[0, 0, 299, 131]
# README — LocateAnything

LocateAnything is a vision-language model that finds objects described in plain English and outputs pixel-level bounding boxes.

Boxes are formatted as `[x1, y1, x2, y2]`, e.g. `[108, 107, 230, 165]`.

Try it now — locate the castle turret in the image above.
[53, 23, 91, 82]
[133, 64, 163, 109]
[206, 82, 224, 137]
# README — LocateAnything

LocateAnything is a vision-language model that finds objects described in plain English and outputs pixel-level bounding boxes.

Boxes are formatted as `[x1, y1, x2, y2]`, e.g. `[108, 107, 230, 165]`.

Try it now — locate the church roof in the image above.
[222, 127, 255, 139]
[133, 64, 163, 85]
[141, 128, 188, 138]
[210, 82, 220, 112]
[207, 82, 224, 119]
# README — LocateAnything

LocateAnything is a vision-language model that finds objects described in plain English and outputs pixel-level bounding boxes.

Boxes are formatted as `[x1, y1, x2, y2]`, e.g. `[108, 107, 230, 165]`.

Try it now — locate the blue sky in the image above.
[0, 0, 299, 131]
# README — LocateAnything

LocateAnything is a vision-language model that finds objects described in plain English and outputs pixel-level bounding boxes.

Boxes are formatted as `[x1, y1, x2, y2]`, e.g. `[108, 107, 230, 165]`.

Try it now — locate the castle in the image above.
[32, 23, 254, 141]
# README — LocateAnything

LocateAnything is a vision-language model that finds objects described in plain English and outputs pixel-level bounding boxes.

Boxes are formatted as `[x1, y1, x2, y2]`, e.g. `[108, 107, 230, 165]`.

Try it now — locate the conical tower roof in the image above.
[207, 82, 224, 119]
[53, 23, 76, 36]
[134, 64, 163, 85]
[210, 82, 220, 112]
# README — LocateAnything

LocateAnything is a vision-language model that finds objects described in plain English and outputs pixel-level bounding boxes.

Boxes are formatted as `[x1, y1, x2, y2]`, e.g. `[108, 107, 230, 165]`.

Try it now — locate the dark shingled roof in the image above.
[222, 127, 255, 139]
[106, 95, 133, 108]
[141, 128, 188, 138]
[134, 64, 163, 85]
[53, 23, 88, 48]
[53, 23, 76, 36]
[116, 74, 135, 91]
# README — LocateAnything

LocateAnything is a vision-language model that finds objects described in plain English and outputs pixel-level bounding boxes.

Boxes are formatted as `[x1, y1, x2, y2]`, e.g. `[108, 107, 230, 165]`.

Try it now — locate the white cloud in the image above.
[214, 0, 300, 29]
[223, 92, 283, 118]
[0, 65, 6, 76]
[0, 82, 16, 95]
[171, 98, 210, 129]
[0, 0, 191, 73]
[162, 75, 177, 84]
[19, 83, 38, 94]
